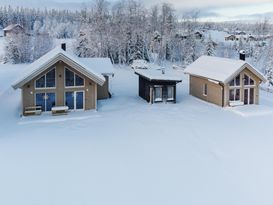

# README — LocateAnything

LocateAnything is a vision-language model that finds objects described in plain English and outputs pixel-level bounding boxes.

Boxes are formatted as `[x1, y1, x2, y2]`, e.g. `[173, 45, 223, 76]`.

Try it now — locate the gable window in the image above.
[244, 74, 255, 86]
[203, 84, 208, 96]
[65, 68, 84, 87]
[229, 74, 240, 87]
[35, 68, 56, 88]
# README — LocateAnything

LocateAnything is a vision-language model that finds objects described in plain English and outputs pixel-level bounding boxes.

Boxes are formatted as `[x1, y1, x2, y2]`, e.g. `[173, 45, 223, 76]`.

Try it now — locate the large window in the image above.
[167, 86, 174, 100]
[65, 91, 84, 110]
[35, 68, 56, 88]
[154, 87, 163, 102]
[35, 92, 55, 111]
[229, 88, 240, 101]
[244, 74, 255, 86]
[229, 74, 240, 87]
[65, 68, 84, 87]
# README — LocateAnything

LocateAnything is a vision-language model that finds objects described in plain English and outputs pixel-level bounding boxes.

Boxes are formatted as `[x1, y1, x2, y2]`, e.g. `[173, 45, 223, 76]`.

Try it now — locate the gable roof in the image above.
[12, 47, 107, 89]
[184, 56, 266, 84]
[3, 24, 23, 31]
[79, 58, 114, 76]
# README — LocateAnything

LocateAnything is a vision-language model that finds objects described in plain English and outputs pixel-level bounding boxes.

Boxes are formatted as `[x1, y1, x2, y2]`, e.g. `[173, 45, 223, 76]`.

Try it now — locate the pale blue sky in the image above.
[1, 0, 273, 21]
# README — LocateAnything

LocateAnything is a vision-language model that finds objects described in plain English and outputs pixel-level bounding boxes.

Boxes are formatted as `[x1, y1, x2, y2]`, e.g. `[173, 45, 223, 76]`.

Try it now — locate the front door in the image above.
[244, 88, 254, 105]
[65, 91, 84, 110]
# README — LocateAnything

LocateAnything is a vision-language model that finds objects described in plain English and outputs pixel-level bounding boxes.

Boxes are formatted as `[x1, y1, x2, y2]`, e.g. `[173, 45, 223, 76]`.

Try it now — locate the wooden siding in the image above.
[189, 66, 262, 107]
[22, 61, 97, 115]
[97, 76, 110, 100]
[189, 75, 223, 106]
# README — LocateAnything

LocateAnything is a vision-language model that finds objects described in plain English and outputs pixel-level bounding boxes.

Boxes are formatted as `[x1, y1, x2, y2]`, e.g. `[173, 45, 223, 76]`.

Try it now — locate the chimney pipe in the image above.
[61, 43, 66, 51]
[239, 50, 245, 61]
[161, 67, 165, 74]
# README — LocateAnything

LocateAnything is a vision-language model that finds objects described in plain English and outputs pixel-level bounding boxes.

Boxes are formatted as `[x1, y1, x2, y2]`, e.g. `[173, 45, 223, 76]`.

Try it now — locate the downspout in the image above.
[219, 83, 225, 107]
[149, 86, 153, 104]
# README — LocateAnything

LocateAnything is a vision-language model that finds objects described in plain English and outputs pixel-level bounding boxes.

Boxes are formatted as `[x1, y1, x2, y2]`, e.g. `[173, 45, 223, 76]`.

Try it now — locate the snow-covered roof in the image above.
[79, 58, 114, 75]
[12, 47, 108, 89]
[135, 68, 182, 82]
[184, 56, 266, 84]
[3, 24, 23, 31]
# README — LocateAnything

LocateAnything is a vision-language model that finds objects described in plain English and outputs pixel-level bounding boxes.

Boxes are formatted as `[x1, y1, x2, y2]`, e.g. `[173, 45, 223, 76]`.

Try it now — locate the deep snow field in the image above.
[1, 64, 273, 205]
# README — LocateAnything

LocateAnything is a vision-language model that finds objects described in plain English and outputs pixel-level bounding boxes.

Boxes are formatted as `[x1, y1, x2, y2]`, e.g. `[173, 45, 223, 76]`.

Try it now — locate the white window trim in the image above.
[243, 74, 256, 87]
[64, 67, 85, 88]
[244, 87, 255, 105]
[229, 88, 241, 102]
[64, 90, 85, 111]
[34, 92, 56, 112]
[35, 67, 56, 90]
[154, 86, 163, 102]
[229, 74, 241, 87]
[167, 86, 175, 101]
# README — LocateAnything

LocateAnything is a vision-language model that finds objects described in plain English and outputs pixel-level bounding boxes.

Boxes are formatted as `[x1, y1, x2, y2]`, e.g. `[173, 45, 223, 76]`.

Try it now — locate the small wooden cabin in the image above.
[135, 69, 182, 104]
[184, 55, 266, 107]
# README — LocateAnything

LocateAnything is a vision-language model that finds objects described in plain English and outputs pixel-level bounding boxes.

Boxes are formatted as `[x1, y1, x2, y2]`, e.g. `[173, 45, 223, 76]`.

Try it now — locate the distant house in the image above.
[194, 31, 203, 39]
[12, 44, 114, 116]
[225, 35, 236, 41]
[135, 68, 182, 104]
[184, 55, 266, 107]
[3, 24, 24, 37]
[248, 35, 256, 41]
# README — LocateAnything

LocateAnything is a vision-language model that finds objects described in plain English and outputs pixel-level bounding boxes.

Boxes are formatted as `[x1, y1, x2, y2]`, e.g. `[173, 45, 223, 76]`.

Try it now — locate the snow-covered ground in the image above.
[205, 30, 228, 43]
[1, 64, 273, 205]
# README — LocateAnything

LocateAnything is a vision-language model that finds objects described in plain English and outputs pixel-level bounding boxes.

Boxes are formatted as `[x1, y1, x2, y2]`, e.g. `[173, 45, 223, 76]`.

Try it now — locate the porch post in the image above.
[149, 87, 153, 104]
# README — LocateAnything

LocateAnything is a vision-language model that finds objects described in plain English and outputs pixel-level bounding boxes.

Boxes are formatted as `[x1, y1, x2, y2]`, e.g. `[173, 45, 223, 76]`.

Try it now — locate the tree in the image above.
[74, 30, 92, 57]
[183, 34, 196, 65]
[204, 34, 215, 56]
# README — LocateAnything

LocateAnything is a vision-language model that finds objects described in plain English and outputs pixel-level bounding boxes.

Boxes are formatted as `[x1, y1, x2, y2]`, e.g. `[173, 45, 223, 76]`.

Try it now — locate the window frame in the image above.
[154, 86, 163, 102]
[229, 88, 241, 102]
[64, 67, 85, 88]
[203, 84, 208, 96]
[244, 74, 255, 87]
[167, 86, 175, 101]
[229, 74, 241, 87]
[34, 67, 56, 90]
[64, 90, 85, 111]
[34, 92, 56, 112]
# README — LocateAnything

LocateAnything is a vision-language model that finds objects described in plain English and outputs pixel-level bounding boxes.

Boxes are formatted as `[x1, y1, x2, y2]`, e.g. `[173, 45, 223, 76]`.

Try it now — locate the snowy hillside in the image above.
[1, 65, 273, 205]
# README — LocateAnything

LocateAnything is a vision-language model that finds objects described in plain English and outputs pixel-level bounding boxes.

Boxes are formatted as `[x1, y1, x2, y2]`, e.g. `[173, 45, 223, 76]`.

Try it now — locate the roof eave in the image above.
[12, 52, 106, 89]
[224, 62, 266, 84]
[185, 73, 224, 84]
